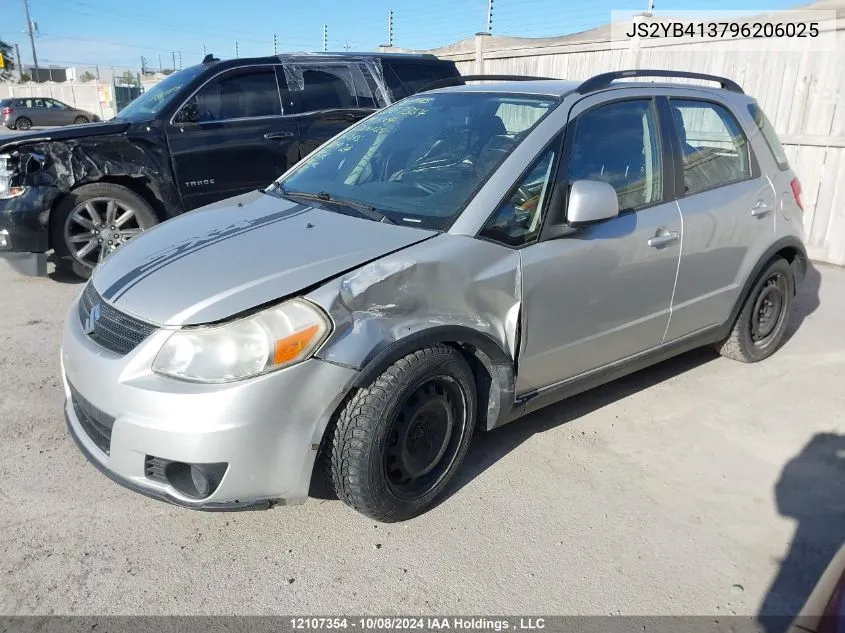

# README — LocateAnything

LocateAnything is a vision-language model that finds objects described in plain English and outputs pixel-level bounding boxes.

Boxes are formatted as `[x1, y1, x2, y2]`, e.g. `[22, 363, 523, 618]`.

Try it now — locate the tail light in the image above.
[0, 107, 11, 117]
[790, 177, 804, 212]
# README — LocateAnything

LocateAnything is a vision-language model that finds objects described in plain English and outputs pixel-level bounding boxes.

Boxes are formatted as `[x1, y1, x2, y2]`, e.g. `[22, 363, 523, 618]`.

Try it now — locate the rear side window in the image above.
[668, 99, 751, 194]
[384, 62, 458, 99]
[299, 69, 357, 110]
[748, 103, 790, 170]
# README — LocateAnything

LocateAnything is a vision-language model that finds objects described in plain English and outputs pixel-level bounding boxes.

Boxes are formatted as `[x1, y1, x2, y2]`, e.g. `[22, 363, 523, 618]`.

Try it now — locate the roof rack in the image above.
[419, 74, 554, 93]
[576, 69, 743, 94]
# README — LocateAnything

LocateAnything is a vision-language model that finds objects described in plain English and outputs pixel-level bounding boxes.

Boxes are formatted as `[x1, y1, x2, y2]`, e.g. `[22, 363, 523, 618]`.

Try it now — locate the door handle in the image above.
[264, 131, 294, 140]
[751, 200, 772, 217]
[647, 230, 680, 248]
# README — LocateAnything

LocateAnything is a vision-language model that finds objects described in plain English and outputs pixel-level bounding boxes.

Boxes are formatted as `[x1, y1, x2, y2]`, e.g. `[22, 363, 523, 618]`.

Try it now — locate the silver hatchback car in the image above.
[61, 69, 807, 522]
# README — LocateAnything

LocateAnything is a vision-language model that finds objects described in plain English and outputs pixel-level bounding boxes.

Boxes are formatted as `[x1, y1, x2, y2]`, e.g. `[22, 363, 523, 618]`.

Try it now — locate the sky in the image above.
[0, 0, 804, 72]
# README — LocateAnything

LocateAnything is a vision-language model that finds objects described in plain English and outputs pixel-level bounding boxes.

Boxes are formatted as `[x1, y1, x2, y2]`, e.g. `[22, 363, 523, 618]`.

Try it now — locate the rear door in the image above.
[166, 64, 300, 210]
[284, 62, 379, 159]
[661, 94, 776, 340]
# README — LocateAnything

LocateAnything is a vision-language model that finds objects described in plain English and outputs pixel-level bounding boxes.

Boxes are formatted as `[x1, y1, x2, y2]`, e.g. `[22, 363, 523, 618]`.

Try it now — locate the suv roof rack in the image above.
[576, 69, 743, 94]
[419, 74, 554, 93]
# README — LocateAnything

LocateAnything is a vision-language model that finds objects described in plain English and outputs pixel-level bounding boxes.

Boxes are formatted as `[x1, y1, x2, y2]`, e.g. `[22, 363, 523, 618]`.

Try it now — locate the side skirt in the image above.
[507, 324, 727, 422]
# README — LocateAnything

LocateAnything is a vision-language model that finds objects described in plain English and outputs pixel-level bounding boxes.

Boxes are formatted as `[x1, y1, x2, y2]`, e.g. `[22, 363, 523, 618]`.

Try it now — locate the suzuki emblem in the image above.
[84, 302, 102, 335]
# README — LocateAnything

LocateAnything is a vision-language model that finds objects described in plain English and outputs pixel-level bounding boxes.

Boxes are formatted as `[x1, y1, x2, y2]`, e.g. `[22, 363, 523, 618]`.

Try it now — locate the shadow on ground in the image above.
[758, 433, 845, 633]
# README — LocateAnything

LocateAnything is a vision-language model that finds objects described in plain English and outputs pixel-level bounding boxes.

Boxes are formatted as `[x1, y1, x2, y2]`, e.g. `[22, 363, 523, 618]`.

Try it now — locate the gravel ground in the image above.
[0, 255, 842, 617]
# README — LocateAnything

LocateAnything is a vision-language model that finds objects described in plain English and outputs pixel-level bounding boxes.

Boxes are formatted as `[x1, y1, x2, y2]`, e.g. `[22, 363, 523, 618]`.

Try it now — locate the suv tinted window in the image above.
[193, 69, 282, 122]
[568, 99, 663, 211]
[384, 62, 458, 99]
[299, 69, 357, 110]
[669, 99, 751, 194]
[748, 102, 789, 171]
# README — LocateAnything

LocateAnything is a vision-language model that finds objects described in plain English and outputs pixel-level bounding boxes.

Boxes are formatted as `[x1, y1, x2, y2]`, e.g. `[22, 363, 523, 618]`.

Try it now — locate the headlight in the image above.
[0, 154, 20, 199]
[152, 299, 331, 383]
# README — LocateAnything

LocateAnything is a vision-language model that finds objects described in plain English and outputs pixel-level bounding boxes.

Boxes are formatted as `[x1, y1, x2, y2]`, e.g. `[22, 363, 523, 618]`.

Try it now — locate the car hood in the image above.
[90, 190, 437, 326]
[0, 120, 130, 151]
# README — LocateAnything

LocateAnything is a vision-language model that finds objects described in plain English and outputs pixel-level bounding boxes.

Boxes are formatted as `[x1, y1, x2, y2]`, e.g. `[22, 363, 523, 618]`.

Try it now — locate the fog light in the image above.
[0, 230, 8, 249]
[158, 459, 228, 499]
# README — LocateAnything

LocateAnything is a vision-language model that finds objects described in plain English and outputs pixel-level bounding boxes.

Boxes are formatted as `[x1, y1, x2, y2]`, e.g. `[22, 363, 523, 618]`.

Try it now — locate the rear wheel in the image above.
[74, 115, 90, 125]
[51, 183, 159, 279]
[329, 345, 477, 522]
[718, 257, 794, 363]
[15, 117, 31, 130]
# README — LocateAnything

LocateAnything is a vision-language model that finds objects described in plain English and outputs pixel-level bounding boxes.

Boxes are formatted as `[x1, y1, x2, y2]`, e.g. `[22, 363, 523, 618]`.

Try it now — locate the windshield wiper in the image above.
[277, 186, 395, 225]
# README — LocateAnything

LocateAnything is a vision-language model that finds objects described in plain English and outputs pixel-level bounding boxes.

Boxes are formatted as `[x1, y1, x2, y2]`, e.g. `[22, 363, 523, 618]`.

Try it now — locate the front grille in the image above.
[77, 283, 157, 356]
[144, 456, 169, 485]
[69, 384, 115, 455]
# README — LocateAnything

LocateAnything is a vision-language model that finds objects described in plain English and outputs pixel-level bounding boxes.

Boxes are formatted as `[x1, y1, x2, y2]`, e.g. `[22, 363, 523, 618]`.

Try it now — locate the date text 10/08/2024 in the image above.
[290, 618, 548, 630]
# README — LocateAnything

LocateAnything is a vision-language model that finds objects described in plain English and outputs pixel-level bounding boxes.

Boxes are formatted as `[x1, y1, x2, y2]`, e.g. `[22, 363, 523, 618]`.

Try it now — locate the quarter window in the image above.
[191, 69, 282, 122]
[481, 143, 558, 247]
[567, 99, 663, 212]
[669, 99, 751, 193]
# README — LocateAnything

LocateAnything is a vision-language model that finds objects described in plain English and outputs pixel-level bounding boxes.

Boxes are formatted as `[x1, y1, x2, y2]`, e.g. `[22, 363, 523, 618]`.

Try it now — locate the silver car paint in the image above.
[2, 99, 97, 128]
[91, 190, 437, 326]
[61, 80, 807, 507]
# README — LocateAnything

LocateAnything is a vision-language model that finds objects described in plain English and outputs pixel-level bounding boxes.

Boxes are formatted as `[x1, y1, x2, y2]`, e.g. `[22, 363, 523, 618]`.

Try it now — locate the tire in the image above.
[329, 344, 477, 522]
[74, 116, 90, 125]
[15, 117, 32, 130]
[50, 183, 159, 278]
[718, 257, 795, 363]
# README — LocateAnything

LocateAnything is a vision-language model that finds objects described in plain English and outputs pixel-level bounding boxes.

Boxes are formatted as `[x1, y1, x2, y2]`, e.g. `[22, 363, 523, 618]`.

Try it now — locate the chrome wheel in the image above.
[64, 197, 151, 268]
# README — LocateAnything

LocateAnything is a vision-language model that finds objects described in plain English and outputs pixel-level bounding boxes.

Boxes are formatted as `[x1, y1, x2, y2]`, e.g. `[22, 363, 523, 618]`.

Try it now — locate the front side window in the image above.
[669, 99, 751, 194]
[187, 69, 282, 122]
[567, 99, 663, 211]
[276, 92, 559, 230]
[481, 144, 558, 247]
[117, 64, 205, 122]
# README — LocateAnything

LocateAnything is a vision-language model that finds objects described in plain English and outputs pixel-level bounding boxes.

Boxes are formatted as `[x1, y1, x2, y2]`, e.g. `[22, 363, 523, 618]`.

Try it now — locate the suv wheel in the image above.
[51, 183, 159, 279]
[15, 117, 32, 130]
[329, 345, 477, 522]
[719, 257, 794, 363]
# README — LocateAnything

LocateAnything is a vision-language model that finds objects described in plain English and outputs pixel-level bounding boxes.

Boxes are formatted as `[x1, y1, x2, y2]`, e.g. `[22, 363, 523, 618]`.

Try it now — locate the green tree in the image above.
[78, 71, 97, 82]
[0, 39, 16, 81]
[19, 72, 31, 83]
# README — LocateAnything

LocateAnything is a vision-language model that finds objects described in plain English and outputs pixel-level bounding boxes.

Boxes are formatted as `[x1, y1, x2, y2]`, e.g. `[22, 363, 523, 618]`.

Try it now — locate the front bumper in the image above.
[61, 293, 358, 510]
[0, 187, 55, 254]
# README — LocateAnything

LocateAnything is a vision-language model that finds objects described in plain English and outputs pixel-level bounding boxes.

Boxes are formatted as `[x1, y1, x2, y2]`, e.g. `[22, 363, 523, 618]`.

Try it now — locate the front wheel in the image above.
[329, 345, 477, 522]
[718, 257, 795, 363]
[51, 183, 159, 279]
[74, 115, 90, 125]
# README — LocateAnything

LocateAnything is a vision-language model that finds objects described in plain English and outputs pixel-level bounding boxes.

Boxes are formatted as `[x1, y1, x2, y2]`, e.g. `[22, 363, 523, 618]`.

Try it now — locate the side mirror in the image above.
[174, 98, 199, 125]
[566, 179, 619, 228]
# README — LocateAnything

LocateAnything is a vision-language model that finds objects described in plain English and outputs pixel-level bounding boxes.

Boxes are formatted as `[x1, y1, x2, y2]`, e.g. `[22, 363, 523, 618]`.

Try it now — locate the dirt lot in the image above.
[0, 256, 842, 617]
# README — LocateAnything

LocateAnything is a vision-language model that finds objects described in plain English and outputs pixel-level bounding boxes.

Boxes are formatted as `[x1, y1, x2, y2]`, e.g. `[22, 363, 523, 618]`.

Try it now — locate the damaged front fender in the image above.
[306, 233, 522, 429]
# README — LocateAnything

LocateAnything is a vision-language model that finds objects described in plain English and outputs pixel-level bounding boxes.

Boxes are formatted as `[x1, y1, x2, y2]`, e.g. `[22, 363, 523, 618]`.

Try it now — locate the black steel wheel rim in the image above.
[65, 197, 151, 268]
[750, 271, 789, 346]
[384, 376, 468, 500]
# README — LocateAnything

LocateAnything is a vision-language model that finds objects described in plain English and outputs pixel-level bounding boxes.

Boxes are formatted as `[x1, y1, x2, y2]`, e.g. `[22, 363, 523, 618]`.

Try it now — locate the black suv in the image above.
[0, 52, 460, 277]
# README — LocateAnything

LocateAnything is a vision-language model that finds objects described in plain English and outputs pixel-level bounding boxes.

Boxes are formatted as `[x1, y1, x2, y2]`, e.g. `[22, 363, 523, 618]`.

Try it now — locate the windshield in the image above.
[115, 65, 205, 122]
[275, 91, 559, 230]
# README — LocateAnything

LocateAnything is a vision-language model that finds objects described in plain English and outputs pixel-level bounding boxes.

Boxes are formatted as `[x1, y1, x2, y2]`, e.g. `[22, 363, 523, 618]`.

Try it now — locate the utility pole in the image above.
[647, 0, 655, 13]
[171, 51, 176, 71]
[235, 41, 239, 58]
[22, 0, 39, 82]
[273, 33, 277, 54]
[158, 54, 162, 73]
[486, 0, 494, 33]
[178, 50, 182, 69]
[388, 9, 393, 47]
[203, 44, 207, 56]
[344, 41, 350, 52]
[140, 56, 145, 74]
[14, 43, 23, 81]
[322, 25, 327, 52]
